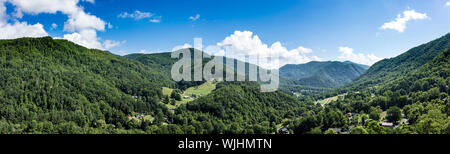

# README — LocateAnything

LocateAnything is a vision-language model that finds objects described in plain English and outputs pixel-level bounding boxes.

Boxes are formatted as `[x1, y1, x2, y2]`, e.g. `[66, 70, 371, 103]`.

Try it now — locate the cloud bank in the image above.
[338, 46, 381, 66]
[0, 0, 122, 50]
[212, 31, 320, 69]
[173, 31, 382, 69]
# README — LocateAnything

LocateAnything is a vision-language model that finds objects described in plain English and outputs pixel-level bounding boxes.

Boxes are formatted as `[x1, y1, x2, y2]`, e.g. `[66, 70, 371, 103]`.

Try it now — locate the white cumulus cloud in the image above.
[446, 2, 450, 6]
[7, 0, 80, 15]
[170, 31, 325, 69]
[337, 46, 381, 66]
[0, 1, 48, 39]
[62, 29, 103, 49]
[380, 9, 428, 32]
[63, 11, 105, 32]
[62, 30, 125, 50]
[0, 21, 48, 39]
[216, 31, 319, 69]
[0, 0, 123, 50]
[172, 43, 193, 51]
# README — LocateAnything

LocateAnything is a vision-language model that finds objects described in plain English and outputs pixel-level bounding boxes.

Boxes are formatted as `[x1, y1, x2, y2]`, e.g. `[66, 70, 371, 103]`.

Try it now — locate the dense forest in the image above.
[287, 34, 450, 134]
[0, 37, 175, 133]
[346, 33, 450, 91]
[173, 83, 316, 134]
[0, 33, 448, 134]
[279, 61, 368, 95]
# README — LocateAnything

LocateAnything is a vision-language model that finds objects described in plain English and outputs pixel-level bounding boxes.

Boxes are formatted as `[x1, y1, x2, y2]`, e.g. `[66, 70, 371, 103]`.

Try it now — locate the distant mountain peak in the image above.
[279, 61, 369, 92]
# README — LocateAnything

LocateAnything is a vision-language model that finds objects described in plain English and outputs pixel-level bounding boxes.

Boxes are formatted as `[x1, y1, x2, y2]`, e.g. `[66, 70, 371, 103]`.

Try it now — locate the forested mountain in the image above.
[291, 35, 450, 134]
[125, 52, 177, 77]
[279, 61, 368, 95]
[125, 50, 206, 90]
[125, 50, 265, 89]
[125, 49, 210, 80]
[317, 47, 449, 134]
[346, 33, 450, 90]
[0, 37, 176, 133]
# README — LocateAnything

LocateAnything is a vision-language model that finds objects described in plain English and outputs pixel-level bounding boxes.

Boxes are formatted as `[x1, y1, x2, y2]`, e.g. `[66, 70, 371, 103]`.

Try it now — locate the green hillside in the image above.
[347, 33, 450, 90]
[173, 83, 316, 134]
[125, 49, 263, 90]
[296, 39, 450, 134]
[0, 37, 175, 133]
[279, 61, 368, 95]
[125, 50, 206, 90]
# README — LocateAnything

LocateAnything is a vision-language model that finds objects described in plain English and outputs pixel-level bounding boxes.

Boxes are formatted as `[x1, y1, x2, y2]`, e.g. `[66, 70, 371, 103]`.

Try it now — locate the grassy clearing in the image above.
[316, 96, 339, 106]
[315, 93, 347, 106]
[160, 82, 218, 111]
[162, 87, 173, 96]
[184, 81, 217, 97]
[143, 115, 154, 122]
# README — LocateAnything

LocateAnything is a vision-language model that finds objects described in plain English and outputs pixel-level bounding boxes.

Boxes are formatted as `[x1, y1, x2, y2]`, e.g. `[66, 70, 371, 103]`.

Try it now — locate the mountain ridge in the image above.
[347, 33, 450, 90]
[279, 60, 369, 95]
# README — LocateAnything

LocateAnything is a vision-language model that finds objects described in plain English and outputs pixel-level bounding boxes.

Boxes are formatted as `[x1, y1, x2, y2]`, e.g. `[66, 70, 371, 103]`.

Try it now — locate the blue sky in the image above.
[1, 0, 450, 67]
